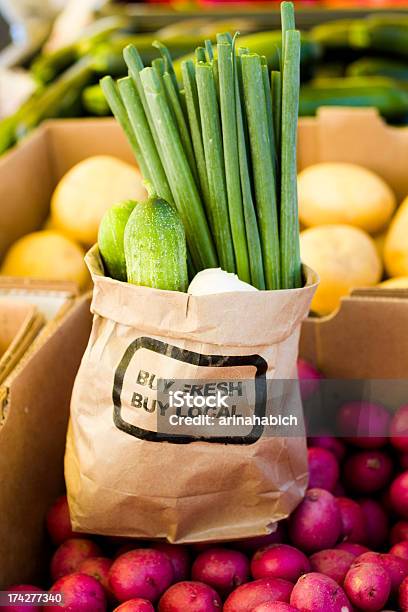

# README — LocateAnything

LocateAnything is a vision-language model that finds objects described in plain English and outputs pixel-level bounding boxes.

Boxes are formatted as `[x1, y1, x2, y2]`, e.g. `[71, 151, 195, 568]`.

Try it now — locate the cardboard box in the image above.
[0, 294, 92, 588]
[0, 108, 408, 587]
[0, 300, 43, 385]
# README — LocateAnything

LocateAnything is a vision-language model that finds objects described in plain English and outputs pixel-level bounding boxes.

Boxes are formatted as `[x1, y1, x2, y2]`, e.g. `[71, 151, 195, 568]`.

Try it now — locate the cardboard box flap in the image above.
[0, 126, 52, 261]
[0, 301, 44, 387]
[0, 294, 93, 588]
[297, 107, 408, 201]
[0, 278, 78, 322]
[300, 290, 408, 378]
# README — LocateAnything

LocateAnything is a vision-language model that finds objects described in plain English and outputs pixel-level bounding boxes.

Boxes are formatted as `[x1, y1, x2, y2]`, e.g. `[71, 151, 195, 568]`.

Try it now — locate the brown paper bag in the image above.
[65, 246, 317, 542]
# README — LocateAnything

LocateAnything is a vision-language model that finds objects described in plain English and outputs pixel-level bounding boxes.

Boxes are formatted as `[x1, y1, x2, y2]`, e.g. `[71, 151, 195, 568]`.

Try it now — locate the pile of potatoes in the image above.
[0, 156, 147, 290]
[298, 162, 408, 315]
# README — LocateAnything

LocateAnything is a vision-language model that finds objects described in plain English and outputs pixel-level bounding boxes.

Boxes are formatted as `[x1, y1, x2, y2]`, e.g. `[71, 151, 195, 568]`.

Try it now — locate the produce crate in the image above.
[0, 292, 92, 588]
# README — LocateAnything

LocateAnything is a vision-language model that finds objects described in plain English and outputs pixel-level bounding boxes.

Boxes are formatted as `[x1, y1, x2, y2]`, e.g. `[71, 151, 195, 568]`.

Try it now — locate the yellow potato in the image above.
[373, 231, 387, 262]
[51, 156, 147, 246]
[384, 195, 408, 278]
[378, 277, 408, 289]
[300, 225, 382, 315]
[1, 230, 89, 289]
[298, 162, 395, 234]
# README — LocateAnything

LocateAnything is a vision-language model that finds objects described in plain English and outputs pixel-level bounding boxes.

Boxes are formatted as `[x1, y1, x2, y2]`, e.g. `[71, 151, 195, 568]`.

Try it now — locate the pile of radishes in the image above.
[6, 359, 408, 611]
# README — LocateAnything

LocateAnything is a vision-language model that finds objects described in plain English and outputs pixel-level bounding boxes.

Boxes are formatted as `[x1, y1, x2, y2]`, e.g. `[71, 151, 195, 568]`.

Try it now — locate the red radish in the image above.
[307, 435, 346, 462]
[332, 482, 346, 497]
[344, 561, 391, 611]
[391, 521, 408, 545]
[390, 405, 408, 452]
[359, 498, 389, 549]
[401, 452, 408, 470]
[288, 488, 341, 553]
[351, 551, 380, 565]
[343, 450, 393, 494]
[253, 604, 298, 612]
[297, 359, 322, 400]
[399, 575, 408, 610]
[47, 573, 106, 611]
[46, 496, 78, 545]
[352, 551, 408, 595]
[191, 547, 249, 596]
[251, 544, 310, 583]
[381, 553, 408, 596]
[337, 497, 366, 544]
[2, 585, 43, 612]
[336, 542, 370, 556]
[307, 447, 339, 492]
[78, 557, 112, 598]
[336, 401, 390, 449]
[223, 577, 293, 611]
[113, 600, 154, 612]
[153, 543, 190, 582]
[290, 572, 351, 611]
[236, 523, 286, 552]
[51, 538, 102, 580]
[109, 548, 174, 603]
[309, 549, 354, 585]
[381, 486, 395, 514]
[158, 581, 221, 611]
[390, 471, 408, 518]
[390, 540, 408, 561]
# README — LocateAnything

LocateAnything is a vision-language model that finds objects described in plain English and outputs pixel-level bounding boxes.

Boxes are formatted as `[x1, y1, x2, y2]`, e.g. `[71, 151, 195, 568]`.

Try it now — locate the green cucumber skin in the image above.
[299, 80, 408, 119]
[124, 196, 188, 292]
[98, 200, 136, 282]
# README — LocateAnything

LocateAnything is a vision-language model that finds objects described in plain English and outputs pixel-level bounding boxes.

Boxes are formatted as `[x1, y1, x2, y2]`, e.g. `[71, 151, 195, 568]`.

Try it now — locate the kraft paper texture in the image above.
[65, 246, 317, 542]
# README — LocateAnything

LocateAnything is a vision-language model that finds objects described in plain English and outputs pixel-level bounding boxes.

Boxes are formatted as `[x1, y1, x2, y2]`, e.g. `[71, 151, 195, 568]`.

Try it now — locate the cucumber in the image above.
[347, 57, 408, 81]
[98, 200, 136, 281]
[124, 196, 188, 292]
[83, 84, 111, 116]
[350, 17, 408, 57]
[299, 76, 408, 119]
[310, 20, 355, 49]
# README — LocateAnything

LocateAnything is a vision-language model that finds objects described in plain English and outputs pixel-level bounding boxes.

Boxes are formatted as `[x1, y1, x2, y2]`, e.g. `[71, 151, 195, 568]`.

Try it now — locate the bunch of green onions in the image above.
[101, 1, 301, 290]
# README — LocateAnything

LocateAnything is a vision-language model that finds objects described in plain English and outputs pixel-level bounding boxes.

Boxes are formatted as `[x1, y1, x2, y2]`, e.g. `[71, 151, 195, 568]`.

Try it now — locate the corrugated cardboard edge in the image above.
[0, 303, 44, 388]
[300, 288, 408, 378]
[0, 293, 92, 589]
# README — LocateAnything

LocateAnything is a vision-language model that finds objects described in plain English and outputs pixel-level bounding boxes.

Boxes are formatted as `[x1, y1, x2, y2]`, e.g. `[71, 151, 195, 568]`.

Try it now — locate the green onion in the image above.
[152, 57, 165, 78]
[205, 40, 214, 62]
[271, 70, 282, 163]
[280, 28, 302, 288]
[100, 76, 150, 180]
[261, 60, 278, 177]
[124, 45, 166, 166]
[195, 47, 206, 64]
[117, 76, 173, 205]
[217, 38, 250, 282]
[181, 60, 211, 213]
[195, 62, 235, 273]
[212, 58, 220, 101]
[241, 53, 280, 290]
[140, 67, 217, 270]
[162, 71, 198, 183]
[234, 54, 265, 290]
[152, 41, 179, 97]
[281, 1, 296, 64]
